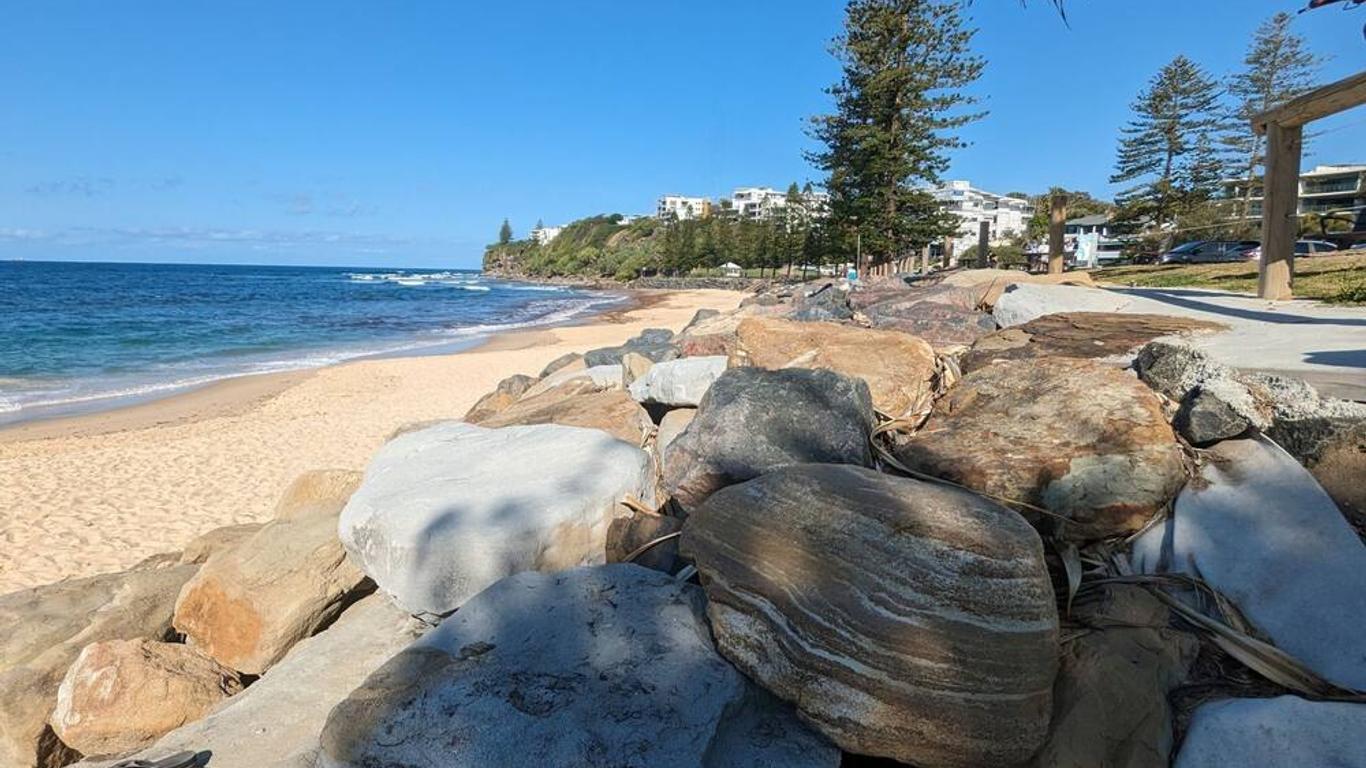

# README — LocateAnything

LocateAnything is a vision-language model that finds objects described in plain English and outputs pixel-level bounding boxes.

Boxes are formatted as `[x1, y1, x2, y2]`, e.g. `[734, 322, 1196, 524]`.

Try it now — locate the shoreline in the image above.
[0, 284, 637, 436]
[0, 288, 743, 593]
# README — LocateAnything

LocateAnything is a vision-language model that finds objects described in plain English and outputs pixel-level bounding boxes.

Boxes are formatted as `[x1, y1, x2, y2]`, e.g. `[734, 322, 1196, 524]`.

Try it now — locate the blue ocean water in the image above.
[0, 261, 621, 425]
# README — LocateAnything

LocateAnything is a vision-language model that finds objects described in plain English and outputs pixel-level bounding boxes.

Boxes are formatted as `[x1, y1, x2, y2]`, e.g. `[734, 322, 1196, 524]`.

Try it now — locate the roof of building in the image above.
[1066, 214, 1111, 226]
[1303, 164, 1366, 177]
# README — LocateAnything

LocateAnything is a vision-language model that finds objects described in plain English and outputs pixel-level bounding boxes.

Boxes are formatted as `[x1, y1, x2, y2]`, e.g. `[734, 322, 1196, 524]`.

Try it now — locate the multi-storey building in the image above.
[530, 225, 563, 245]
[656, 195, 712, 221]
[1222, 164, 1366, 219]
[929, 180, 1033, 255]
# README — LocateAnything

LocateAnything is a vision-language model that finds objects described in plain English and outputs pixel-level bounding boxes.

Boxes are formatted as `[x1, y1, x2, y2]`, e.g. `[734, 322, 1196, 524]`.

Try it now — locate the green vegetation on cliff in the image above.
[484, 209, 838, 281]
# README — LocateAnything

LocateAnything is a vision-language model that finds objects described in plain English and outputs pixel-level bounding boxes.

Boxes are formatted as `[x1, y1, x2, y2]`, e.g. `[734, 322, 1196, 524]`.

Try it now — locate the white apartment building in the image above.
[730, 186, 831, 222]
[530, 225, 563, 245]
[1222, 164, 1366, 218]
[929, 180, 1033, 256]
[656, 195, 712, 221]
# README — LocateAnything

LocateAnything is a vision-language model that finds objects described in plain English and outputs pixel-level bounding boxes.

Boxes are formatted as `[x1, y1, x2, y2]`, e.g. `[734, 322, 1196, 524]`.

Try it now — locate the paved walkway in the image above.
[1106, 287, 1366, 400]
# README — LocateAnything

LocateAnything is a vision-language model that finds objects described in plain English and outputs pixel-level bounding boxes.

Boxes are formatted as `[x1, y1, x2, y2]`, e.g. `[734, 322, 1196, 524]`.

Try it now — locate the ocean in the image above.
[0, 261, 621, 425]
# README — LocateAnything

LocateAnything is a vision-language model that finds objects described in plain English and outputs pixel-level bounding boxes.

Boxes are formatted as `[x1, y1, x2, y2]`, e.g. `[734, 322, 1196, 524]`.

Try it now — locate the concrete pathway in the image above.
[1105, 287, 1366, 400]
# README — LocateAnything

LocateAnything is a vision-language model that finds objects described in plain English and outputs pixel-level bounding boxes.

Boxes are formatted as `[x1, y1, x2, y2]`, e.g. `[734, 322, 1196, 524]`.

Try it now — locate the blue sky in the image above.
[1, 1, 1363, 268]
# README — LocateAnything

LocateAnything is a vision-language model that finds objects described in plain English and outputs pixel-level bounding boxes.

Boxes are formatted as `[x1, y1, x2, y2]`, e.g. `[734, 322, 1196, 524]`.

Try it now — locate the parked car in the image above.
[1243, 240, 1340, 260]
[1159, 240, 1260, 264]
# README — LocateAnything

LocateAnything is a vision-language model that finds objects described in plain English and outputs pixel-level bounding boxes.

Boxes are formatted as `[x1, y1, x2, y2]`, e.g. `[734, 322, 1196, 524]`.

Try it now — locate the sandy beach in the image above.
[0, 288, 743, 594]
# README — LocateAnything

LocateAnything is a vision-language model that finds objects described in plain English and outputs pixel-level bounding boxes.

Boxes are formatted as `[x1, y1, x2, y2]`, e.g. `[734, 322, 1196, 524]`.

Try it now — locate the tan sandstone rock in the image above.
[731, 316, 937, 419]
[895, 358, 1185, 541]
[177, 524, 263, 566]
[0, 563, 198, 768]
[467, 386, 653, 445]
[50, 639, 242, 759]
[681, 464, 1059, 767]
[173, 482, 369, 675]
[961, 312, 1224, 373]
[462, 373, 538, 421]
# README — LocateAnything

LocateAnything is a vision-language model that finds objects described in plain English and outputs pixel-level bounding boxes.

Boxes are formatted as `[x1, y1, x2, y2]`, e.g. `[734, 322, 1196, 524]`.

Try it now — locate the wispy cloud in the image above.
[1, 225, 430, 255]
[25, 177, 115, 197]
[0, 227, 49, 241]
[273, 190, 376, 219]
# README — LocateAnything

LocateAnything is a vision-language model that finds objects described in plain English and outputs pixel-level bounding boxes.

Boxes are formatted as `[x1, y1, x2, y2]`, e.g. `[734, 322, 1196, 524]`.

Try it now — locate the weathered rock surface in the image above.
[937, 268, 1097, 309]
[272, 469, 364, 520]
[468, 386, 652, 445]
[851, 284, 997, 347]
[463, 373, 538, 421]
[1130, 436, 1366, 690]
[538, 351, 583, 378]
[606, 510, 684, 573]
[520, 363, 623, 399]
[340, 422, 657, 617]
[732, 316, 937, 419]
[993, 283, 1131, 327]
[655, 407, 695, 454]
[77, 596, 424, 768]
[627, 355, 728, 407]
[0, 563, 198, 768]
[177, 523, 263, 566]
[1032, 586, 1199, 768]
[787, 283, 853, 322]
[1135, 341, 1366, 515]
[584, 327, 678, 367]
[619, 350, 654, 387]
[663, 367, 875, 510]
[895, 358, 1184, 541]
[174, 485, 369, 675]
[50, 639, 242, 759]
[961, 312, 1224, 374]
[681, 465, 1058, 767]
[319, 565, 839, 768]
[1174, 389, 1250, 446]
[1174, 696, 1366, 768]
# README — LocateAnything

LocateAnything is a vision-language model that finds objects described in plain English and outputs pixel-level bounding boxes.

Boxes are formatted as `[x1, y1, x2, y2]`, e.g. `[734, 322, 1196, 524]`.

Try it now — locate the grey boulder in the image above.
[584, 328, 679, 367]
[682, 465, 1059, 768]
[662, 367, 876, 510]
[339, 422, 656, 617]
[993, 283, 1131, 327]
[627, 356, 728, 406]
[1175, 696, 1366, 768]
[1131, 436, 1366, 690]
[319, 565, 839, 768]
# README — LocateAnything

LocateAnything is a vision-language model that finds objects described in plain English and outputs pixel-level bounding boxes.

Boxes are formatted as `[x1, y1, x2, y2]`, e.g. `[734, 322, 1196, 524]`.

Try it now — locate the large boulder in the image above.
[173, 479, 369, 676]
[627, 356, 728, 407]
[1174, 696, 1366, 768]
[993, 283, 1131, 327]
[319, 565, 839, 768]
[852, 284, 997, 347]
[463, 373, 538, 422]
[732, 316, 937, 419]
[681, 465, 1058, 767]
[0, 563, 198, 768]
[339, 422, 657, 617]
[787, 283, 853, 322]
[583, 328, 678, 367]
[663, 367, 875, 510]
[1135, 342, 1366, 517]
[1032, 585, 1199, 768]
[961, 312, 1224, 374]
[468, 386, 652, 445]
[1131, 436, 1366, 690]
[894, 358, 1185, 542]
[520, 363, 623, 399]
[537, 352, 583, 378]
[177, 524, 263, 566]
[50, 639, 242, 759]
[76, 595, 424, 768]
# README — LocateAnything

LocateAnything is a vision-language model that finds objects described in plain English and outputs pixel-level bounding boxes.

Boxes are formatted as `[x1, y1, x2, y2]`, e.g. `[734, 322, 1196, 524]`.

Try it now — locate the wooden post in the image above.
[920, 245, 930, 274]
[977, 220, 990, 268]
[944, 238, 955, 269]
[1048, 194, 1068, 274]
[1258, 121, 1302, 301]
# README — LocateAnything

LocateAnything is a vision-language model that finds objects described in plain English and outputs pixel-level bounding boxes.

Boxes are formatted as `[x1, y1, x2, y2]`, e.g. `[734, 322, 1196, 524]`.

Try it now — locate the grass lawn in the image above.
[1092, 252, 1366, 305]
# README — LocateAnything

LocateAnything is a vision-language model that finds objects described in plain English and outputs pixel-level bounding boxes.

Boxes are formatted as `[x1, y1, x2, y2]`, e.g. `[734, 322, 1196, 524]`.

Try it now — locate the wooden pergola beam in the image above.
[1252, 70, 1366, 300]
[1252, 70, 1366, 134]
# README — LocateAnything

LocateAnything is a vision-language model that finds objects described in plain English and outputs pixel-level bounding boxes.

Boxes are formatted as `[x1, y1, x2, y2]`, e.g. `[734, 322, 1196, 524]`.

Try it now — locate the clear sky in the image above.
[2, 0, 1363, 267]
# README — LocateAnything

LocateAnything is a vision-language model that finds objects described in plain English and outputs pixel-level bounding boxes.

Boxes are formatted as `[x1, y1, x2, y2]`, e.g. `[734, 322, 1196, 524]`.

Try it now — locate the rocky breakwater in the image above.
[7, 269, 1366, 767]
